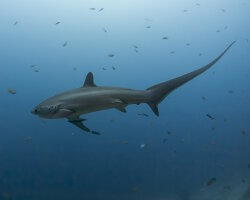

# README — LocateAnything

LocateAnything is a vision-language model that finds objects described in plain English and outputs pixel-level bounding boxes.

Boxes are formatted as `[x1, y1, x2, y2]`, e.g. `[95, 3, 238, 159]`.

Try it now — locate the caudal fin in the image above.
[146, 41, 235, 116]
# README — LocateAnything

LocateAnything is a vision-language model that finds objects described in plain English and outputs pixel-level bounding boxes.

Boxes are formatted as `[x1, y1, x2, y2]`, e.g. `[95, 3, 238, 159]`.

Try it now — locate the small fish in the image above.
[30, 64, 36, 68]
[221, 8, 226, 12]
[112, 66, 116, 70]
[211, 126, 216, 131]
[98, 8, 104, 12]
[134, 49, 139, 53]
[13, 21, 18, 25]
[137, 113, 149, 117]
[102, 67, 107, 71]
[34, 69, 39, 73]
[55, 22, 60, 25]
[140, 143, 147, 148]
[2, 193, 11, 200]
[186, 43, 191, 46]
[145, 25, 151, 29]
[73, 67, 77, 71]
[216, 29, 220, 33]
[8, 89, 16, 94]
[207, 177, 217, 186]
[108, 54, 114, 57]
[183, 9, 188, 12]
[248, 164, 250, 168]
[228, 90, 233, 94]
[131, 187, 138, 192]
[206, 114, 215, 120]
[91, 130, 101, 135]
[224, 26, 228, 30]
[198, 53, 202, 56]
[162, 36, 168, 40]
[195, 3, 200, 6]
[102, 28, 107, 32]
[24, 136, 32, 142]
[109, 119, 115, 123]
[170, 51, 175, 54]
[133, 45, 138, 49]
[63, 41, 68, 47]
[72, 175, 77, 181]
[241, 130, 247, 135]
[201, 96, 206, 100]
[242, 179, 246, 183]
[223, 185, 232, 191]
[167, 131, 172, 135]
[89, 8, 96, 10]
[163, 138, 167, 143]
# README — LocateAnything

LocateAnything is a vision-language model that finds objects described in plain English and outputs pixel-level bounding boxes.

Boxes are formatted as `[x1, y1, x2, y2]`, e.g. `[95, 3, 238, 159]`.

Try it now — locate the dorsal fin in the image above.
[83, 72, 96, 87]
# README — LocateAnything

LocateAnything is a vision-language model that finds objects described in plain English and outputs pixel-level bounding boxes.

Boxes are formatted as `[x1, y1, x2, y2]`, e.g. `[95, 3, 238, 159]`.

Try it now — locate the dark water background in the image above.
[0, 0, 250, 199]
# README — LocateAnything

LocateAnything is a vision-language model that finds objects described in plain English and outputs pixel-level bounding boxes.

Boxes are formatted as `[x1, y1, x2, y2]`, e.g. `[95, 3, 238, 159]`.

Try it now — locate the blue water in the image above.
[1, 0, 250, 199]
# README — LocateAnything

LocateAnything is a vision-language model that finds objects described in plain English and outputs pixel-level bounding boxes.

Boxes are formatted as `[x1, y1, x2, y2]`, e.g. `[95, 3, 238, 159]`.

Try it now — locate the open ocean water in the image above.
[0, 0, 250, 199]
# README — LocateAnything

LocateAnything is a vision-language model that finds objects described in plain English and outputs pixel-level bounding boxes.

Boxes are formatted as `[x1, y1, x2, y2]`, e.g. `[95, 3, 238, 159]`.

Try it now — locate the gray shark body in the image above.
[32, 42, 235, 133]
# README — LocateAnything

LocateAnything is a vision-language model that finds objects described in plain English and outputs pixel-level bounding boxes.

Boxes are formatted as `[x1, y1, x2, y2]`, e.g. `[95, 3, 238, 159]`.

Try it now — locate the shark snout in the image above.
[31, 108, 38, 115]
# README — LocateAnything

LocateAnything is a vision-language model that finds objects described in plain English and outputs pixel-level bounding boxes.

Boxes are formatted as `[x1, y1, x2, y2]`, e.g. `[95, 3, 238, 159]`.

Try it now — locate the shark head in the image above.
[31, 102, 73, 119]
[31, 104, 58, 118]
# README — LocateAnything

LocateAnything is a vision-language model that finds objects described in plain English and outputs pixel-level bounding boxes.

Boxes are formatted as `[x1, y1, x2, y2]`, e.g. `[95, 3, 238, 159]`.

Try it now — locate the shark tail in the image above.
[146, 41, 235, 116]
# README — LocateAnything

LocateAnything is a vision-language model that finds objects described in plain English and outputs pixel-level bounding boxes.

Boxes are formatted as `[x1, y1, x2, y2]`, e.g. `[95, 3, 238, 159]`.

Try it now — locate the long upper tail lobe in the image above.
[146, 41, 236, 116]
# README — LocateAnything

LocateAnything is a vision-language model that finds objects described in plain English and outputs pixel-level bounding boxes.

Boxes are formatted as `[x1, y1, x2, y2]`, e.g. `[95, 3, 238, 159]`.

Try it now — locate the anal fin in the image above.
[112, 99, 127, 113]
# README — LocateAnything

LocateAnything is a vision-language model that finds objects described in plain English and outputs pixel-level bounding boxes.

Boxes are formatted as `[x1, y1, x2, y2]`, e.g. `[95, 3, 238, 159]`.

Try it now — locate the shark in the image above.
[31, 41, 235, 134]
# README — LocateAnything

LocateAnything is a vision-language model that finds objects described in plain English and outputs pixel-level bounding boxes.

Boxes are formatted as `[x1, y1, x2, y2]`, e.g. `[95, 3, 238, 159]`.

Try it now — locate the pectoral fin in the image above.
[67, 116, 101, 135]
[68, 118, 90, 132]
[67, 116, 91, 132]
